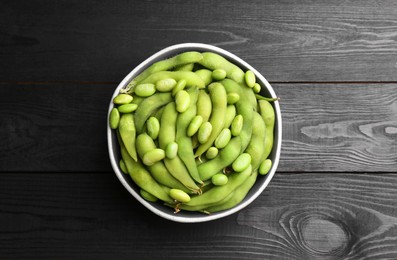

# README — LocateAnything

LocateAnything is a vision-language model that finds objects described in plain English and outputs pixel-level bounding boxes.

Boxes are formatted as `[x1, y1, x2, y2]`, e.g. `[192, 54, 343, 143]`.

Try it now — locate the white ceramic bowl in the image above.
[107, 43, 282, 223]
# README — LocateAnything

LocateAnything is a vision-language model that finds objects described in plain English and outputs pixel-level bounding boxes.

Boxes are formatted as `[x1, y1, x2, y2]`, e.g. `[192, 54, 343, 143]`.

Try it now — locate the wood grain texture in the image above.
[0, 173, 396, 259]
[275, 83, 397, 172]
[1, 0, 397, 82]
[1, 83, 396, 172]
[0, 83, 115, 172]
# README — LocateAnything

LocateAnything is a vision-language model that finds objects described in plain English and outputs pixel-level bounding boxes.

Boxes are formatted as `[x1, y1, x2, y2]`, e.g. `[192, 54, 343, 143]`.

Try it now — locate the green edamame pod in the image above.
[215, 128, 232, 149]
[174, 63, 195, 72]
[221, 79, 254, 152]
[118, 113, 137, 161]
[198, 52, 245, 84]
[212, 69, 227, 81]
[159, 102, 201, 193]
[187, 115, 203, 137]
[118, 103, 138, 113]
[142, 148, 165, 166]
[169, 189, 191, 203]
[183, 165, 252, 208]
[253, 83, 261, 93]
[130, 95, 144, 106]
[198, 137, 242, 181]
[232, 153, 251, 172]
[136, 133, 190, 193]
[197, 122, 212, 144]
[122, 51, 203, 93]
[245, 112, 266, 170]
[244, 70, 256, 88]
[223, 105, 236, 129]
[147, 116, 160, 140]
[134, 83, 156, 97]
[140, 189, 158, 202]
[259, 159, 272, 175]
[139, 71, 205, 89]
[205, 171, 258, 213]
[195, 69, 213, 86]
[258, 100, 275, 159]
[211, 173, 228, 186]
[119, 159, 127, 174]
[195, 82, 228, 157]
[231, 114, 243, 136]
[197, 90, 212, 122]
[205, 147, 218, 159]
[227, 93, 240, 104]
[165, 142, 178, 159]
[172, 79, 187, 97]
[134, 92, 172, 133]
[174, 191, 233, 212]
[113, 94, 133, 105]
[120, 141, 172, 203]
[175, 90, 190, 113]
[109, 108, 120, 129]
[156, 78, 177, 92]
[176, 88, 203, 184]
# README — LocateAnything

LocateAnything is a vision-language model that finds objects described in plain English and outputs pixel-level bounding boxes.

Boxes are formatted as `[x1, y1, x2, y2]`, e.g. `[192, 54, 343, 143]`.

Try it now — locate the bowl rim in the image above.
[107, 43, 282, 223]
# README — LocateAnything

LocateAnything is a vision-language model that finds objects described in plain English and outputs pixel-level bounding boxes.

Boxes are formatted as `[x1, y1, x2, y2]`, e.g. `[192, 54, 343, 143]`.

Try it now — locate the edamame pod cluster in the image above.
[110, 51, 278, 214]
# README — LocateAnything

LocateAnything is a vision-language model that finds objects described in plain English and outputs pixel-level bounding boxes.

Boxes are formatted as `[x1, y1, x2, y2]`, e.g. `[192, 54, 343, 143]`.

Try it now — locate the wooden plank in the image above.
[0, 83, 114, 172]
[1, 83, 396, 172]
[1, 0, 397, 82]
[275, 83, 397, 172]
[0, 172, 396, 259]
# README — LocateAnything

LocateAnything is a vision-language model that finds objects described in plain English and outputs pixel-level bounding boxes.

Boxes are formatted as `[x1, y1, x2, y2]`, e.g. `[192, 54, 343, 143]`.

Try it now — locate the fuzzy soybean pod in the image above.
[182, 165, 252, 208]
[245, 112, 266, 170]
[120, 139, 173, 203]
[244, 70, 256, 88]
[147, 116, 160, 140]
[113, 94, 133, 105]
[205, 171, 258, 213]
[197, 90, 212, 122]
[198, 52, 245, 84]
[221, 79, 254, 152]
[159, 102, 201, 194]
[231, 114, 243, 136]
[195, 82, 228, 157]
[156, 78, 177, 92]
[175, 191, 233, 212]
[135, 133, 190, 192]
[109, 108, 120, 129]
[223, 105, 236, 129]
[195, 69, 213, 86]
[118, 113, 137, 161]
[134, 92, 172, 134]
[258, 100, 275, 159]
[174, 63, 195, 72]
[172, 79, 187, 97]
[176, 88, 203, 184]
[138, 71, 205, 89]
[122, 51, 203, 94]
[187, 115, 203, 137]
[198, 137, 242, 181]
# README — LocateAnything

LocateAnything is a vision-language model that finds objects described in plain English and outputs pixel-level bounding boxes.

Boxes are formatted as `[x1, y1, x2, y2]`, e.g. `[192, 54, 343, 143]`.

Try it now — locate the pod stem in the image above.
[255, 94, 280, 102]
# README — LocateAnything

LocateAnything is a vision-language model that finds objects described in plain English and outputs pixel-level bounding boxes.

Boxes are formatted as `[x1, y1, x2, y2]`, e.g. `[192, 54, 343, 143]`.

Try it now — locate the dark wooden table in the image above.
[1, 0, 397, 259]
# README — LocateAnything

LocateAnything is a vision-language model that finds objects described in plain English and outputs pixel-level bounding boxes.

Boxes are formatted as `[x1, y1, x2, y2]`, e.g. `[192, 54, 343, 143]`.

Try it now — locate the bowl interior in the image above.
[107, 43, 282, 223]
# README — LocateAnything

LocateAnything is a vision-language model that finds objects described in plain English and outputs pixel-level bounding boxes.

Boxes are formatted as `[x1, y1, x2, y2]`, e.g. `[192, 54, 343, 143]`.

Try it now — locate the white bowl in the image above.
[107, 43, 282, 223]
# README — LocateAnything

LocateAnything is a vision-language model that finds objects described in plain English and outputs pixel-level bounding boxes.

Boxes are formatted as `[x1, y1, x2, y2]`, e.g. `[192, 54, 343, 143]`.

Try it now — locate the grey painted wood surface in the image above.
[1, 173, 396, 259]
[1, 0, 397, 82]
